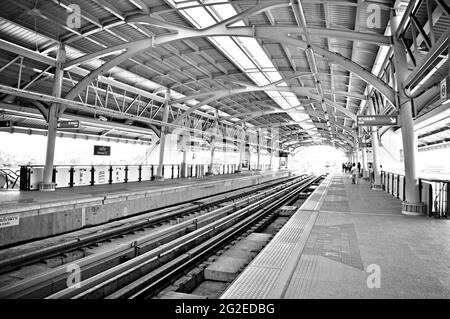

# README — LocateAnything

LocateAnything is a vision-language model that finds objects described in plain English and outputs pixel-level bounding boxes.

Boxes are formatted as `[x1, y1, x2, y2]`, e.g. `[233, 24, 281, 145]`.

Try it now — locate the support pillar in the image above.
[269, 147, 274, 171]
[256, 128, 261, 171]
[362, 145, 368, 178]
[181, 150, 187, 178]
[236, 124, 245, 173]
[39, 44, 65, 191]
[391, 14, 425, 215]
[369, 101, 382, 190]
[155, 89, 170, 180]
[206, 117, 218, 176]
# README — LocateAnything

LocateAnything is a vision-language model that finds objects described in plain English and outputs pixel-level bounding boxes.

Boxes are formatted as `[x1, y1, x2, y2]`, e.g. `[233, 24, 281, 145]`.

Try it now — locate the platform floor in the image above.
[0, 171, 272, 212]
[222, 173, 450, 299]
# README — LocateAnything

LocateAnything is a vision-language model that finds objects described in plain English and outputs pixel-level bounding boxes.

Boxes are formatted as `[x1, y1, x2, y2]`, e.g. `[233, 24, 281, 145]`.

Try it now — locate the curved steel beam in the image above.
[173, 82, 357, 124]
[59, 41, 153, 115]
[59, 2, 394, 119]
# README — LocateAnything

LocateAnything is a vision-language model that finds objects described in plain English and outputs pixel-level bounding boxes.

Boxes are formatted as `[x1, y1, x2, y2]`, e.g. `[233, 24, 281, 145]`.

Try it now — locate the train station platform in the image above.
[0, 170, 291, 247]
[221, 173, 450, 299]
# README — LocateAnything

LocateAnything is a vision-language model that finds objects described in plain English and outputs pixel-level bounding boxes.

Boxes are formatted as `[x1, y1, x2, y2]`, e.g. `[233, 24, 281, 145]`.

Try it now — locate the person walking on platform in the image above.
[369, 164, 374, 185]
[351, 163, 358, 184]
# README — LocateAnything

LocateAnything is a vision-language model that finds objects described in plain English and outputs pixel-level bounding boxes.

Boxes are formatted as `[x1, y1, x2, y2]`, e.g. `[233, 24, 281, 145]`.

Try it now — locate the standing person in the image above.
[351, 163, 358, 184]
[369, 164, 374, 185]
[357, 162, 361, 178]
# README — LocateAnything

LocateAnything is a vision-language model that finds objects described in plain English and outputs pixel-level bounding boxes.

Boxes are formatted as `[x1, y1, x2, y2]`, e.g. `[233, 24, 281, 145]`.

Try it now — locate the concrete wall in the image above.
[0, 171, 291, 247]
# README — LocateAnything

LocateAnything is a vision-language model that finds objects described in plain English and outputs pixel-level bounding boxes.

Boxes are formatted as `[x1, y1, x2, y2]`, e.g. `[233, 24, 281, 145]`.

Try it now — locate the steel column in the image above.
[237, 124, 245, 172]
[256, 128, 261, 171]
[369, 101, 382, 189]
[391, 15, 422, 210]
[155, 89, 170, 180]
[40, 44, 65, 191]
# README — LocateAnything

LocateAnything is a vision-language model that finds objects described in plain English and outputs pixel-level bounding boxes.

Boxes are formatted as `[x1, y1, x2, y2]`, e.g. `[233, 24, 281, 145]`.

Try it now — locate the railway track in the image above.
[0, 174, 299, 275]
[0, 174, 316, 299]
[44, 175, 320, 299]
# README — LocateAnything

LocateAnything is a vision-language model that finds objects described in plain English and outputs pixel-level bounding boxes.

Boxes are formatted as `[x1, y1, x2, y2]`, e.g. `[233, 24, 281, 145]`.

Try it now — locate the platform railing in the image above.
[381, 171, 449, 218]
[19, 163, 237, 191]
[0, 167, 20, 189]
[206, 164, 237, 175]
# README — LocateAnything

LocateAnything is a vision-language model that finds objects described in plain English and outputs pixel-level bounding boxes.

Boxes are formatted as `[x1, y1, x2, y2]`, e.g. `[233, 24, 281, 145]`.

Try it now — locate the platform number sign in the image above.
[441, 79, 447, 103]
[357, 115, 397, 126]
[57, 120, 79, 129]
[94, 145, 111, 156]
[0, 120, 12, 128]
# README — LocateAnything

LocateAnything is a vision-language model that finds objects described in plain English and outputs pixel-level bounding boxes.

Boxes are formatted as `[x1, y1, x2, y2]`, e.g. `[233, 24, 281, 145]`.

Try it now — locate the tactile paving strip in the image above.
[220, 266, 280, 299]
[221, 177, 333, 299]
[283, 254, 319, 298]
[251, 242, 293, 269]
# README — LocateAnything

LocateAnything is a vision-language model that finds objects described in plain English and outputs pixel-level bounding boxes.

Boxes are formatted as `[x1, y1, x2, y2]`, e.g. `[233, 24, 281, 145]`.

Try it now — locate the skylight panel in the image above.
[167, 0, 318, 136]
[247, 72, 271, 86]
[210, 37, 255, 70]
[183, 6, 216, 28]
[237, 37, 274, 69]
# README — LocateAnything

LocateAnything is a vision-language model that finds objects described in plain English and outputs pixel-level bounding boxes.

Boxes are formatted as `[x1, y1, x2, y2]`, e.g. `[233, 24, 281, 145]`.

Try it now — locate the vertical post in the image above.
[40, 44, 65, 191]
[354, 128, 360, 179]
[391, 14, 425, 214]
[269, 147, 274, 171]
[256, 128, 261, 171]
[362, 141, 368, 178]
[155, 89, 170, 180]
[369, 100, 382, 189]
[181, 149, 187, 178]
[206, 112, 218, 176]
[237, 123, 245, 172]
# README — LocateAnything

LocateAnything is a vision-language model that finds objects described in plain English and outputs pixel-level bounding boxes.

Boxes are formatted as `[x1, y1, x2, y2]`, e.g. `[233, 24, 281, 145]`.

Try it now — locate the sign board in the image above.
[57, 120, 79, 129]
[441, 78, 448, 103]
[94, 145, 111, 156]
[279, 151, 288, 157]
[357, 115, 398, 126]
[0, 215, 19, 228]
[0, 120, 12, 128]
[361, 142, 372, 148]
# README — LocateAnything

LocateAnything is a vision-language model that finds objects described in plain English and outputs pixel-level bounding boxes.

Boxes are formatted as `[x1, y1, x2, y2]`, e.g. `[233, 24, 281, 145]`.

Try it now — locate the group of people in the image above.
[342, 162, 362, 184]
[342, 162, 381, 185]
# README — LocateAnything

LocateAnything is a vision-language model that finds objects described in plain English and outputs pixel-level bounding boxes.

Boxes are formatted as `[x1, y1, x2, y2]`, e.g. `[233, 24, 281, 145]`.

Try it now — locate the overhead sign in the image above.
[0, 120, 12, 128]
[357, 115, 398, 126]
[94, 145, 111, 156]
[57, 120, 79, 129]
[279, 151, 288, 157]
[441, 78, 448, 103]
[361, 142, 372, 148]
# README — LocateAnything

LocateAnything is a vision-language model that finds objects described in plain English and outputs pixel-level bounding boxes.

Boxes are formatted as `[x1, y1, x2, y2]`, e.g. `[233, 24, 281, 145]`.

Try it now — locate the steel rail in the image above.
[112, 176, 322, 299]
[47, 176, 320, 299]
[0, 175, 303, 299]
[0, 175, 297, 274]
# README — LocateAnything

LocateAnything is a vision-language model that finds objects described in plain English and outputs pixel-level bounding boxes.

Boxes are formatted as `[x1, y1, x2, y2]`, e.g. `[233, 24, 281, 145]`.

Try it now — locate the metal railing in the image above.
[381, 171, 449, 218]
[19, 164, 237, 191]
[0, 167, 20, 189]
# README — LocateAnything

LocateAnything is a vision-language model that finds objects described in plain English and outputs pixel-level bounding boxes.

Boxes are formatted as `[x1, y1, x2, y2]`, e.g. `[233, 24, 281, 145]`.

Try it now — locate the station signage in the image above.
[94, 145, 111, 156]
[0, 120, 12, 128]
[0, 215, 19, 228]
[357, 115, 398, 126]
[279, 151, 288, 157]
[361, 142, 372, 148]
[57, 120, 79, 129]
[441, 76, 450, 103]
